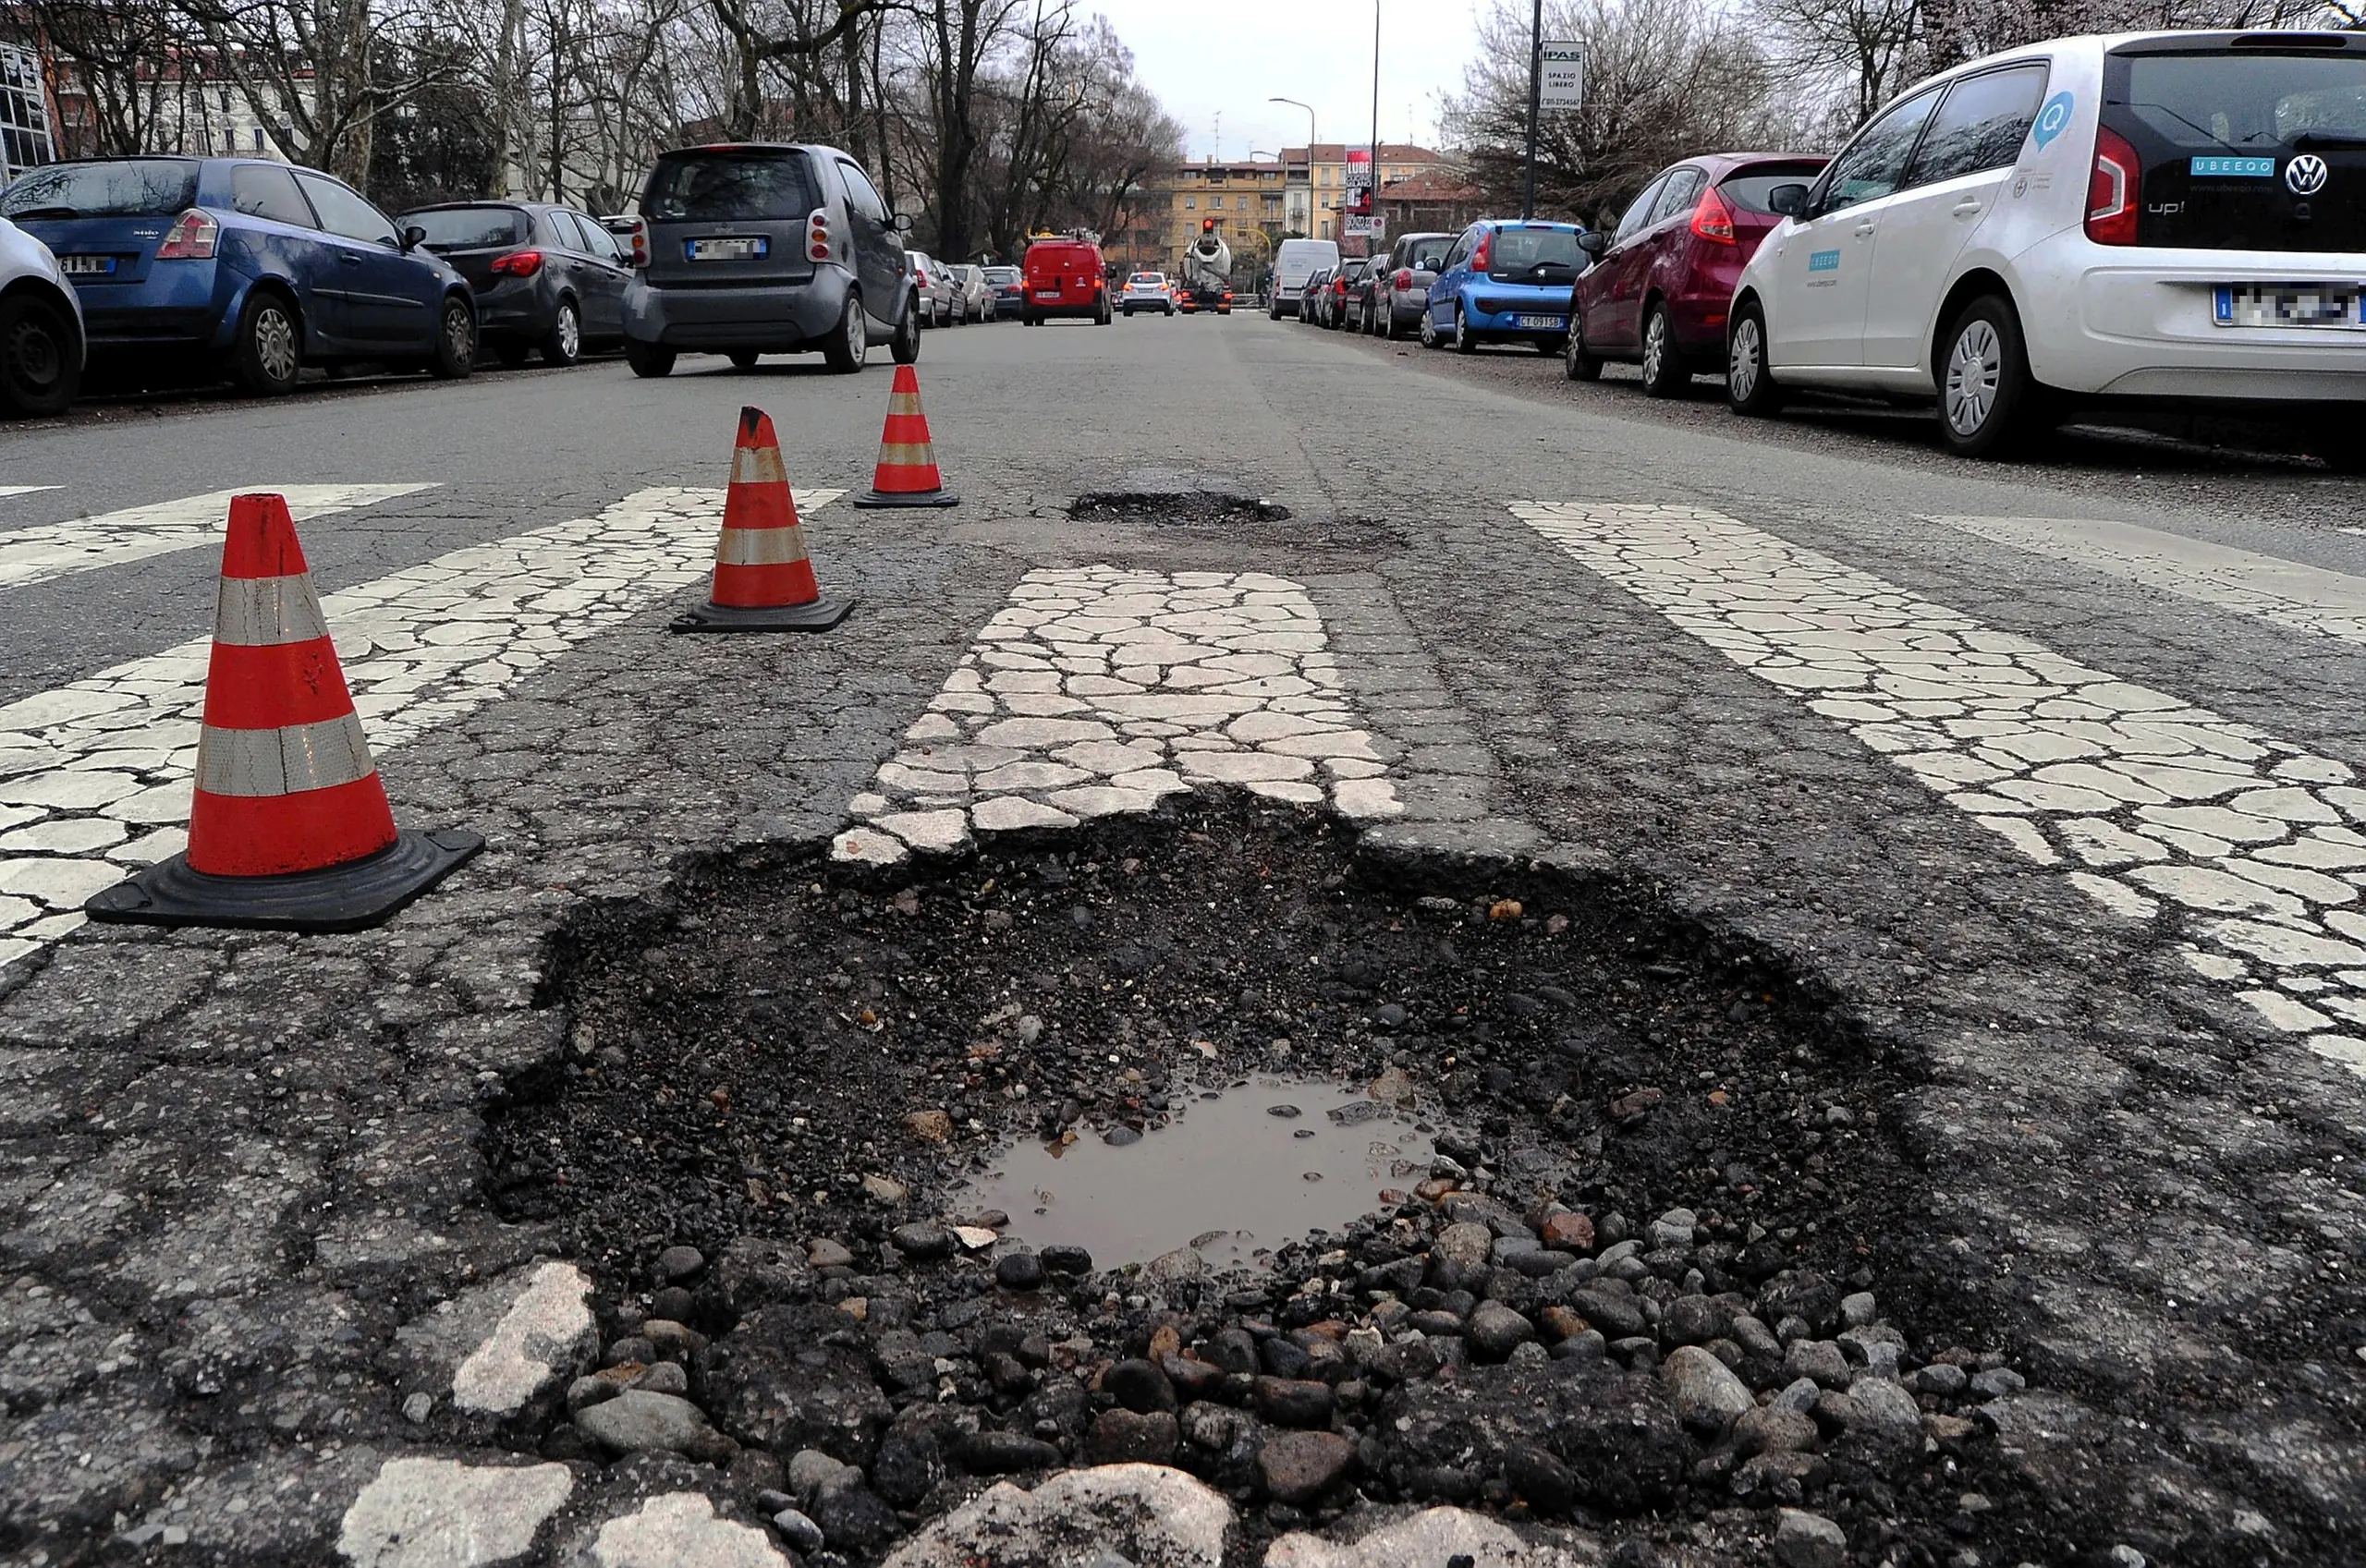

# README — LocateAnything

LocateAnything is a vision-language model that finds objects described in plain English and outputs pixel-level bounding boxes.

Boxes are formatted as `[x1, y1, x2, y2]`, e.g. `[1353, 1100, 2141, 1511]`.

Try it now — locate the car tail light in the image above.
[2086, 126, 2140, 246]
[154, 208, 218, 261]
[915, 265, 929, 286]
[628, 219, 649, 267]
[1395, 268, 1413, 288]
[808, 208, 831, 262]
[1470, 231, 1492, 272]
[1691, 186, 1738, 243]
[489, 249, 543, 277]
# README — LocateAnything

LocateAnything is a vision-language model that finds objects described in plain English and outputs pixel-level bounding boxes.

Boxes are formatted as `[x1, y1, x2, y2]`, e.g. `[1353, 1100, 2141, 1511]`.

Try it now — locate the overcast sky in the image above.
[1091, 0, 1493, 160]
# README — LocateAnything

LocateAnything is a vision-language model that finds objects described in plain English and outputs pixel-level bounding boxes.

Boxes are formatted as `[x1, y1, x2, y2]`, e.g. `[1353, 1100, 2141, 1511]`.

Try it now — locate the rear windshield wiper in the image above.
[2293, 130, 2366, 150]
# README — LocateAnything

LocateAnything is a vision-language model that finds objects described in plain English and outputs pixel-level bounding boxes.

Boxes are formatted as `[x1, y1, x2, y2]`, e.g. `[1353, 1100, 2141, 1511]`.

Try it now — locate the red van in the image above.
[1022, 237, 1110, 325]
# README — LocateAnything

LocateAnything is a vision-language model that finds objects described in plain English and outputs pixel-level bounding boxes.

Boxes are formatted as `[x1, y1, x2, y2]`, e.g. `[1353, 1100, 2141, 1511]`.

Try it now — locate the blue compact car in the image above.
[0, 156, 477, 393]
[1421, 218, 1589, 355]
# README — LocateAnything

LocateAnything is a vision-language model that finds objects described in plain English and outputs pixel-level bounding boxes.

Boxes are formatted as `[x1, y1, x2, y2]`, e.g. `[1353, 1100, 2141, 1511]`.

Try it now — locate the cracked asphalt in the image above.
[0, 310, 2360, 1564]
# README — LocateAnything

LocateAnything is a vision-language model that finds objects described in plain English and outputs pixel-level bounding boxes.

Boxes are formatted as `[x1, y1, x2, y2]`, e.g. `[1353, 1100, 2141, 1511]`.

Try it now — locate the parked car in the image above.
[1366, 231, 1454, 340]
[982, 263, 1025, 318]
[0, 216, 83, 416]
[1567, 153, 1828, 395]
[0, 155, 476, 394]
[1421, 219, 1586, 353]
[624, 141, 920, 376]
[1122, 271, 1175, 316]
[946, 263, 995, 321]
[1346, 256, 1389, 333]
[1300, 266, 1334, 326]
[1022, 235, 1110, 324]
[399, 201, 631, 367]
[1730, 30, 2366, 461]
[1270, 237, 1339, 320]
[907, 250, 957, 326]
[1324, 259, 1369, 330]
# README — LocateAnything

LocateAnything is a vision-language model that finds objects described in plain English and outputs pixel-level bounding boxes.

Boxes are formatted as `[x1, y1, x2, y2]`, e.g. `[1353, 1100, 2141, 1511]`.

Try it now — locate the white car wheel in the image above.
[1944, 319, 2002, 439]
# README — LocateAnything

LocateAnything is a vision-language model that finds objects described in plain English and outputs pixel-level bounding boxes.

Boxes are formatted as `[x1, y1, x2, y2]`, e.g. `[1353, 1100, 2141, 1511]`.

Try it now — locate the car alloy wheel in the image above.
[847, 298, 868, 367]
[1944, 317, 2002, 439]
[433, 299, 476, 378]
[1453, 302, 1476, 354]
[1639, 306, 1685, 396]
[1727, 320, 1761, 403]
[1419, 310, 1438, 348]
[546, 301, 581, 365]
[253, 302, 299, 386]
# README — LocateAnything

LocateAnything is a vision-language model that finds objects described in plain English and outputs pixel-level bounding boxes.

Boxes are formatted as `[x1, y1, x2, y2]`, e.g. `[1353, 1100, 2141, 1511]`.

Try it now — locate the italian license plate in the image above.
[1516, 314, 1566, 330]
[59, 254, 114, 275]
[2214, 283, 2360, 328]
[687, 237, 767, 261]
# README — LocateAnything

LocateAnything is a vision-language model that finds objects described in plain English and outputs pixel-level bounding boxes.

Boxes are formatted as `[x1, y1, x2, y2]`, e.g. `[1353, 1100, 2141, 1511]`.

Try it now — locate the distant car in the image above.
[982, 263, 1025, 318]
[624, 141, 920, 376]
[1022, 236, 1110, 324]
[1269, 236, 1339, 319]
[907, 250, 956, 326]
[1121, 271, 1174, 316]
[1301, 266, 1334, 326]
[1324, 259, 1370, 330]
[1370, 230, 1454, 339]
[399, 201, 632, 368]
[0, 216, 83, 416]
[1567, 153, 1828, 395]
[0, 155, 475, 394]
[946, 263, 995, 322]
[1422, 218, 1586, 353]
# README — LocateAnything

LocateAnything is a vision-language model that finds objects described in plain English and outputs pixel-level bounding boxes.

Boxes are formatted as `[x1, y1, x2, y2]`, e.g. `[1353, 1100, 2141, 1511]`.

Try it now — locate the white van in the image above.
[1728, 30, 2366, 462]
[1270, 237, 1341, 320]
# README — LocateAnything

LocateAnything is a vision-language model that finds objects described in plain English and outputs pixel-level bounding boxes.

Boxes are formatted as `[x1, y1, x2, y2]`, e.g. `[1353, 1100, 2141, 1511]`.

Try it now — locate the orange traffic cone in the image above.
[671, 407, 853, 632]
[85, 493, 481, 931]
[852, 365, 960, 508]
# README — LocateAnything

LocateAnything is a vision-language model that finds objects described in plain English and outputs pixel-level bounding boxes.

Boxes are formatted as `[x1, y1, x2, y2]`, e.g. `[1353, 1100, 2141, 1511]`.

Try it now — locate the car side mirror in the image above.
[1577, 230, 1607, 256]
[1767, 184, 1810, 218]
[892, 213, 914, 234]
[400, 225, 427, 251]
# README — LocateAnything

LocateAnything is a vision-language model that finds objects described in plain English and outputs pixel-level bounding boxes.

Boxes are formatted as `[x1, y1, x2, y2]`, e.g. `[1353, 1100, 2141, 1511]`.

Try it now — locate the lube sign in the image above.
[1540, 42, 1585, 110]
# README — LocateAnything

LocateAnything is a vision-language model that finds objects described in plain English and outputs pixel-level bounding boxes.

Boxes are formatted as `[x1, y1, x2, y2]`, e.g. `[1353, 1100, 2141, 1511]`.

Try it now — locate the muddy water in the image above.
[959, 1077, 1435, 1268]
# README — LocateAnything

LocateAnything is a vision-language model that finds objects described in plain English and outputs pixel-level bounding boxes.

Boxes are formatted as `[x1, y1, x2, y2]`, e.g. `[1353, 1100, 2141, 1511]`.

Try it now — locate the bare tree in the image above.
[15, 0, 185, 156]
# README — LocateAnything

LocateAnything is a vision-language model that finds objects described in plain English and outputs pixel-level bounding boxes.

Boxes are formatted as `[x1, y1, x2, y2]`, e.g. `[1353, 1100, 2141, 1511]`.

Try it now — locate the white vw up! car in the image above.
[1726, 30, 2366, 461]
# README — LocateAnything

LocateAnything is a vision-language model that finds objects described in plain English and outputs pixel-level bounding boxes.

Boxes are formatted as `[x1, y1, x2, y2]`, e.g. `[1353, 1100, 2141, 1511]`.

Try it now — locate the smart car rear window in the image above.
[408, 206, 527, 249]
[0, 158, 196, 218]
[644, 150, 821, 222]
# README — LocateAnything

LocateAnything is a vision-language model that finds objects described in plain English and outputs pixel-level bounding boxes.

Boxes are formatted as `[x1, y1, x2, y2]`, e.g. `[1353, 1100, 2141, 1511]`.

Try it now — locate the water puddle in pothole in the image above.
[958, 1076, 1435, 1269]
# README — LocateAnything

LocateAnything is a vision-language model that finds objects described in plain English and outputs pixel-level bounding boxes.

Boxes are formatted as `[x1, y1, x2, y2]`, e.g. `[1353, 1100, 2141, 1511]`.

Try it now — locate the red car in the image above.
[1022, 236, 1111, 325]
[1567, 152, 1828, 395]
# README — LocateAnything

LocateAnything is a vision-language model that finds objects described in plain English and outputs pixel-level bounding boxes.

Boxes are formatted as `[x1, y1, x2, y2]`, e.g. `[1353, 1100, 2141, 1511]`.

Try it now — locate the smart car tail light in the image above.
[628, 219, 649, 267]
[1690, 186, 1738, 243]
[154, 209, 218, 261]
[489, 249, 544, 276]
[808, 208, 831, 262]
[1396, 268, 1413, 289]
[2086, 126, 2140, 247]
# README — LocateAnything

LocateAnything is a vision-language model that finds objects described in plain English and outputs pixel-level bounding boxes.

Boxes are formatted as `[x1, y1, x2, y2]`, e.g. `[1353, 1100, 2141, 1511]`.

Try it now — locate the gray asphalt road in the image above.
[1, 312, 2360, 1564]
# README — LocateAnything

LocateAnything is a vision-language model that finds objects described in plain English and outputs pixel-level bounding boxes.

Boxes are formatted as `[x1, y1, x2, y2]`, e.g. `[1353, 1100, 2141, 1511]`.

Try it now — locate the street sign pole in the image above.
[1522, 0, 1541, 220]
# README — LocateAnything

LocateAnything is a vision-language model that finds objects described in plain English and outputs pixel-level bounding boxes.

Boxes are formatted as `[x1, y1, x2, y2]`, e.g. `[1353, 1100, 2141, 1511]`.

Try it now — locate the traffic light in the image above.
[1202, 216, 1216, 233]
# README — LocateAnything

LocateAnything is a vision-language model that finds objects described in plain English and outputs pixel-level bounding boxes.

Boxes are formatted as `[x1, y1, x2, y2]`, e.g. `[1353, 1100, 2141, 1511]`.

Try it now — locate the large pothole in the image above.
[486, 796, 2064, 1565]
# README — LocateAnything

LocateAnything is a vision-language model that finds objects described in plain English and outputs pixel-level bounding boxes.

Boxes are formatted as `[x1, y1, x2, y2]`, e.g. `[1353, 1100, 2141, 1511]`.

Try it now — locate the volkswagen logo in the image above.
[2288, 153, 2330, 196]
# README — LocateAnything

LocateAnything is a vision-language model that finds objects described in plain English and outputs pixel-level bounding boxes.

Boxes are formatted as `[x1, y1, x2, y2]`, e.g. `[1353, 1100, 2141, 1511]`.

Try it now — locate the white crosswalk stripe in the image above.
[1932, 514, 2366, 648]
[0, 485, 840, 969]
[0, 485, 59, 499]
[1517, 500, 2366, 1078]
[0, 484, 434, 594]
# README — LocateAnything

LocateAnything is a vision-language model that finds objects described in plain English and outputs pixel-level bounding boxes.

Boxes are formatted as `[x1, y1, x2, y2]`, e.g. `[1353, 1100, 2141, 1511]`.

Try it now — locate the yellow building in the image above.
[1282, 143, 1450, 246]
[1142, 158, 1291, 276]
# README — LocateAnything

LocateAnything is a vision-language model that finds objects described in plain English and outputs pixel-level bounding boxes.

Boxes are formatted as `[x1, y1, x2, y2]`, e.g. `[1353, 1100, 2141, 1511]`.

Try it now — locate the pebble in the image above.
[994, 1251, 1047, 1291]
[1648, 1209, 1698, 1251]
[1256, 1430, 1358, 1503]
[1040, 1244, 1093, 1275]
[789, 1449, 856, 1502]
[1084, 1408, 1179, 1465]
[892, 1223, 956, 1260]
[654, 1245, 706, 1282]
[1252, 1376, 1335, 1428]
[1839, 1291, 1877, 1328]
[1464, 1301, 1536, 1362]
[401, 1392, 433, 1424]
[808, 1239, 855, 1269]
[772, 1508, 824, 1553]
[1970, 1366, 2026, 1399]
[574, 1389, 726, 1459]
[960, 1429, 1063, 1474]
[1733, 1404, 1819, 1457]
[1540, 1211, 1594, 1251]
[1661, 1344, 1753, 1435]
[862, 1173, 910, 1203]
[1774, 1508, 1848, 1568]
[1104, 1357, 1177, 1413]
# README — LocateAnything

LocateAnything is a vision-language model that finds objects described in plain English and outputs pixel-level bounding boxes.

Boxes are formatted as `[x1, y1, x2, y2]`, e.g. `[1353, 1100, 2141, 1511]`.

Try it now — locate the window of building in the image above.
[1183, 195, 1194, 208]
[253, 128, 265, 150]
[220, 88, 232, 112]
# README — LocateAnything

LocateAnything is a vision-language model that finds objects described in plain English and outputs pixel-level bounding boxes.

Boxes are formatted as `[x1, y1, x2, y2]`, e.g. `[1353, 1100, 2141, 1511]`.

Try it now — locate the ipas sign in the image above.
[1540, 42, 1585, 111]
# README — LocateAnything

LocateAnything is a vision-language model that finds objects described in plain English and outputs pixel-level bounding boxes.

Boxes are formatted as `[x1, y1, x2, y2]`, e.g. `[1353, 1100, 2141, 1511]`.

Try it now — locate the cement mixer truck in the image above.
[1177, 217, 1234, 314]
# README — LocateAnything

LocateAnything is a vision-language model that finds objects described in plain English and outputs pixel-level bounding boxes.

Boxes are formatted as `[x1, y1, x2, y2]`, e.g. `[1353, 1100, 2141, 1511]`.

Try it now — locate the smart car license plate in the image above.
[687, 237, 767, 261]
[2214, 284, 2360, 328]
[1516, 314, 1566, 331]
[58, 254, 115, 275]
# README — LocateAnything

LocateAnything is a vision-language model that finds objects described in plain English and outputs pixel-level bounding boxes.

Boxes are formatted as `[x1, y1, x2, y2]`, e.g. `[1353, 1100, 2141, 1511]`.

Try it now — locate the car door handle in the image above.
[1852, 221, 1876, 237]
[339, 252, 363, 266]
[1952, 200, 1982, 218]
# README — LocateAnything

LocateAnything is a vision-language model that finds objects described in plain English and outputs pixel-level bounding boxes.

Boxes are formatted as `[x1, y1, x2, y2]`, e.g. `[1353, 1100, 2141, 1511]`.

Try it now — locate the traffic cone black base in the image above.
[851, 488, 960, 510]
[86, 828, 484, 933]
[669, 596, 856, 635]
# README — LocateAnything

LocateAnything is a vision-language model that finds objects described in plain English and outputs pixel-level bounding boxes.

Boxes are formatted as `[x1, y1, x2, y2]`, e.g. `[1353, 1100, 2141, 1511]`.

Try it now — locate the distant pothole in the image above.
[484, 796, 2063, 1565]
[1068, 490, 1294, 524]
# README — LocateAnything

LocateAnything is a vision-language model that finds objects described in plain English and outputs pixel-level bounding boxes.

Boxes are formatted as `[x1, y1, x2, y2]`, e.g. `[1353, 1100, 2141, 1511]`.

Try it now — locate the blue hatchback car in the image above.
[0, 156, 477, 394]
[1421, 218, 1590, 355]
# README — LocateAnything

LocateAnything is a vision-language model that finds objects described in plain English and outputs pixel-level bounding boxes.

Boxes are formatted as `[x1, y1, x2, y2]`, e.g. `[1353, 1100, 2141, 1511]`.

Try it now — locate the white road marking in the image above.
[0, 484, 436, 594]
[0, 485, 59, 499]
[835, 566, 1400, 865]
[0, 486, 841, 969]
[1933, 514, 2366, 647]
[1517, 501, 2366, 1078]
